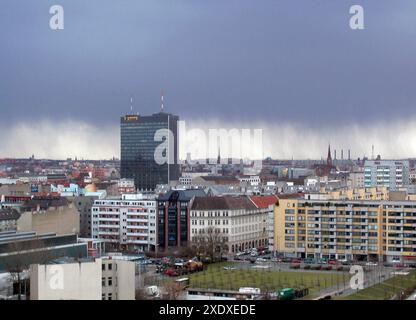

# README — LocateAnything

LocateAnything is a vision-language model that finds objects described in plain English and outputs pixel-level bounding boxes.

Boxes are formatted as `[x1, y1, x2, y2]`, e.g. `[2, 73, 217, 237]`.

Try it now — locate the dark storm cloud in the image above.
[1, 0, 416, 126]
[1, 1, 416, 159]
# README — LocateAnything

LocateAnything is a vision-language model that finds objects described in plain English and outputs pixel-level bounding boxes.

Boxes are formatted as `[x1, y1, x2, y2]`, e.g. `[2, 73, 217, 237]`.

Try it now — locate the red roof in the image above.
[249, 195, 278, 209]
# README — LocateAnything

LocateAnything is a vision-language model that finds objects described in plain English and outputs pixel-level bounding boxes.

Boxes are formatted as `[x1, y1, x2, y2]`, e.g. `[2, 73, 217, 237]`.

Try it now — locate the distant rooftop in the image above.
[191, 195, 258, 211]
[21, 196, 69, 211]
[158, 189, 207, 202]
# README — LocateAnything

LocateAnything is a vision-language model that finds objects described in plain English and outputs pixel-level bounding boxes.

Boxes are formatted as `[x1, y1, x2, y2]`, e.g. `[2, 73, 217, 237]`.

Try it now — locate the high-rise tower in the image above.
[120, 100, 180, 190]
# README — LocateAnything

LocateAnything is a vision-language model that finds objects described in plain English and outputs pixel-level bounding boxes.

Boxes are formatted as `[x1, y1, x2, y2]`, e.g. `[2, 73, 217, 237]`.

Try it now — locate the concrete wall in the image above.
[30, 259, 102, 300]
[115, 260, 135, 300]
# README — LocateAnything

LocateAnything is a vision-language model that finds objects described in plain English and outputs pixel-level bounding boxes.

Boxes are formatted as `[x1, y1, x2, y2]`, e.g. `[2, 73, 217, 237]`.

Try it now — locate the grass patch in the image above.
[187, 262, 346, 298]
[339, 270, 416, 300]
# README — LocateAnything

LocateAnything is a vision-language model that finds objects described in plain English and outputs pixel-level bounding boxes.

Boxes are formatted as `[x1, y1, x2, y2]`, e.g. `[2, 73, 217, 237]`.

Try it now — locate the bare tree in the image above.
[178, 244, 197, 259]
[192, 227, 228, 263]
[164, 282, 185, 300]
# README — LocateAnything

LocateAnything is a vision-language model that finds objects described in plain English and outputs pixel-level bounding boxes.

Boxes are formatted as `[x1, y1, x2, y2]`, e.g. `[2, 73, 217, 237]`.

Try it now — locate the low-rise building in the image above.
[0, 209, 20, 232]
[30, 257, 135, 300]
[118, 179, 136, 194]
[0, 231, 87, 272]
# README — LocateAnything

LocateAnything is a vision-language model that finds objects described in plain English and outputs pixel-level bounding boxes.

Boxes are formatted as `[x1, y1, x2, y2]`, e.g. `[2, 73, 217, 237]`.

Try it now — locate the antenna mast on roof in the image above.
[161, 90, 164, 112]
[130, 97, 133, 113]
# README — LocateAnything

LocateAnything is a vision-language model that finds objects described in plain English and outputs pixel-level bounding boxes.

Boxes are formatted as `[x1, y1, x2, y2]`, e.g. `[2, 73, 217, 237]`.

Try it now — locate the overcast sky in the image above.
[1, 0, 416, 159]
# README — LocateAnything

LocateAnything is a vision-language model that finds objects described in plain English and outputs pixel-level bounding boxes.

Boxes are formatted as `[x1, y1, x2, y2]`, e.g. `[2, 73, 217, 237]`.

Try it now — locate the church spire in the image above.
[327, 144, 333, 167]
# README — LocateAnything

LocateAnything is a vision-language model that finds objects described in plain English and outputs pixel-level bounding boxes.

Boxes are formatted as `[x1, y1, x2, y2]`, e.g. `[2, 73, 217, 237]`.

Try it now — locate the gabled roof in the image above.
[191, 196, 257, 211]
[249, 195, 278, 208]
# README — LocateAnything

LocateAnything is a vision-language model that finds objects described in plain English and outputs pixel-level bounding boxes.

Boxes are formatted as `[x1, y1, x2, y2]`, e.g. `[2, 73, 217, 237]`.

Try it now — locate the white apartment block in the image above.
[30, 257, 135, 300]
[364, 160, 410, 191]
[91, 194, 157, 251]
[179, 174, 193, 186]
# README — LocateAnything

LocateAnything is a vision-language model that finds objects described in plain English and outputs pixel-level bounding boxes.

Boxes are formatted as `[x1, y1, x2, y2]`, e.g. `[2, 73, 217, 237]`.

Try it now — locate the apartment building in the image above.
[364, 160, 410, 191]
[118, 179, 136, 194]
[17, 196, 80, 236]
[0, 209, 20, 232]
[30, 257, 135, 300]
[190, 195, 271, 253]
[348, 171, 365, 189]
[305, 187, 389, 201]
[238, 175, 261, 186]
[157, 189, 207, 250]
[273, 198, 416, 264]
[91, 193, 157, 251]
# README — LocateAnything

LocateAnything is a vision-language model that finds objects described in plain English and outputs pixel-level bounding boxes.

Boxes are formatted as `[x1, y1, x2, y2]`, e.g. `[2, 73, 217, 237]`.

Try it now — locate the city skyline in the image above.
[2, 1, 416, 159]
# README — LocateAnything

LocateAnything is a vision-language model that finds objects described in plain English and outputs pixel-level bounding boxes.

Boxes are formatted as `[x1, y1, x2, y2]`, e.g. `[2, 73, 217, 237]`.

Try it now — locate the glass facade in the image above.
[120, 112, 180, 191]
[156, 190, 206, 250]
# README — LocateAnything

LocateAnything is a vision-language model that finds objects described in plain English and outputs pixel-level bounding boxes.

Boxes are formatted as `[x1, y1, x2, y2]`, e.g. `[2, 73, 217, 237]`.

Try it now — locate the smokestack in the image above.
[341, 149, 344, 160]
[334, 149, 337, 160]
[348, 149, 351, 160]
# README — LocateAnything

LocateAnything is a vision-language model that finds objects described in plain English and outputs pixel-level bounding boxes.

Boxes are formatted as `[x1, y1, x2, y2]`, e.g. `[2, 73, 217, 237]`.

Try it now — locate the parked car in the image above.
[291, 258, 301, 264]
[256, 258, 267, 263]
[165, 268, 179, 277]
[365, 262, 378, 266]
[303, 258, 315, 264]
[328, 260, 338, 265]
[271, 257, 282, 262]
[338, 259, 351, 265]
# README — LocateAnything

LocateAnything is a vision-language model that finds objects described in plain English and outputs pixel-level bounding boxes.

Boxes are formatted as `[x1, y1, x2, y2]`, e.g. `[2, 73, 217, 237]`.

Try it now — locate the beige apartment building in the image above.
[17, 199, 80, 235]
[273, 197, 416, 264]
[310, 186, 389, 201]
